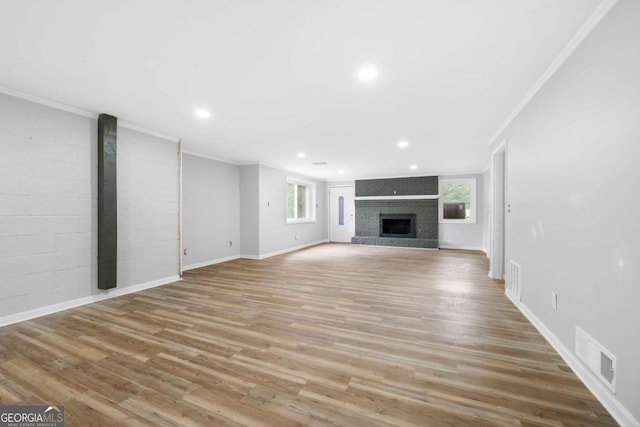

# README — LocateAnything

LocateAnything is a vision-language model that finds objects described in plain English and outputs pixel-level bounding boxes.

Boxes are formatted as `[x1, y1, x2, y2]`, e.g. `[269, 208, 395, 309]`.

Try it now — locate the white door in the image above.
[329, 186, 355, 243]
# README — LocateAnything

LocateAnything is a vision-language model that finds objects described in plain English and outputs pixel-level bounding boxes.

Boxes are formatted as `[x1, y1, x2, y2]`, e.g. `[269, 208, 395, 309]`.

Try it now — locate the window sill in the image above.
[440, 219, 477, 224]
[286, 219, 317, 225]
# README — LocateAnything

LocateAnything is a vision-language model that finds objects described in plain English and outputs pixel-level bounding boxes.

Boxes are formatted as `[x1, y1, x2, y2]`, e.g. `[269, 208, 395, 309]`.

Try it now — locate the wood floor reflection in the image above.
[0, 243, 617, 426]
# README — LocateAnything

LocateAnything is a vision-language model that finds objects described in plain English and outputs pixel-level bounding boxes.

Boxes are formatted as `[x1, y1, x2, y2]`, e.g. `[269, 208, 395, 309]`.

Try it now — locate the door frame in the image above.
[489, 138, 508, 280]
[327, 185, 355, 242]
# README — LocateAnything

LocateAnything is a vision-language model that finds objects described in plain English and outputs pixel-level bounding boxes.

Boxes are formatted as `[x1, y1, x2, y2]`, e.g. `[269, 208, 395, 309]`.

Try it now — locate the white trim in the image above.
[355, 171, 481, 181]
[0, 85, 181, 142]
[487, 0, 619, 147]
[182, 150, 240, 166]
[182, 255, 241, 271]
[119, 121, 180, 142]
[286, 219, 317, 225]
[355, 195, 439, 201]
[238, 160, 286, 171]
[286, 178, 317, 224]
[439, 177, 477, 224]
[239, 254, 260, 260]
[0, 276, 181, 328]
[439, 245, 485, 251]
[178, 140, 184, 276]
[506, 293, 640, 427]
[0, 85, 97, 118]
[250, 239, 328, 260]
[489, 139, 508, 280]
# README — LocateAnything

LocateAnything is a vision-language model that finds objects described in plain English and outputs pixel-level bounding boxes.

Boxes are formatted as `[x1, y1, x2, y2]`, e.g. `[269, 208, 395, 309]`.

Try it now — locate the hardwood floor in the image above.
[0, 243, 617, 426]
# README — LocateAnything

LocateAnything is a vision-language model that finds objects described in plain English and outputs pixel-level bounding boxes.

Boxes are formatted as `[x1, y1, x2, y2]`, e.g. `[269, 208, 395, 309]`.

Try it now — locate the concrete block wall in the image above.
[0, 92, 179, 321]
[117, 127, 179, 286]
[0, 94, 98, 316]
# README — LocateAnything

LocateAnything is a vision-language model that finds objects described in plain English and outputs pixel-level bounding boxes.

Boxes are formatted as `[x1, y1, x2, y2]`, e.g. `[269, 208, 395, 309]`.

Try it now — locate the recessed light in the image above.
[297, 152, 306, 159]
[195, 109, 211, 119]
[357, 66, 378, 83]
[397, 140, 409, 149]
[410, 165, 418, 170]
[338, 170, 345, 175]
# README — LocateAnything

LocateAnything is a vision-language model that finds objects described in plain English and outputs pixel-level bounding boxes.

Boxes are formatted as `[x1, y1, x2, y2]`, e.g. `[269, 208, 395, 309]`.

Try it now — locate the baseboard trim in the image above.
[506, 293, 640, 427]
[239, 240, 329, 261]
[0, 275, 182, 328]
[439, 245, 485, 251]
[254, 239, 329, 260]
[182, 255, 241, 271]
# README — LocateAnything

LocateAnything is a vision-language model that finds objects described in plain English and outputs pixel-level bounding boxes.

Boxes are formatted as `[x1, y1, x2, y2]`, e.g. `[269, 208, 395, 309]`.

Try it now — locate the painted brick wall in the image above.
[355, 176, 438, 197]
[0, 94, 97, 316]
[354, 200, 438, 239]
[353, 176, 439, 248]
[0, 93, 179, 319]
[117, 127, 179, 286]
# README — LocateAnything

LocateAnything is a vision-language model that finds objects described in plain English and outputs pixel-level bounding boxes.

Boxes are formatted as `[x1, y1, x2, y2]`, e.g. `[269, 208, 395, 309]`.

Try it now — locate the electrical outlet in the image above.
[551, 292, 558, 310]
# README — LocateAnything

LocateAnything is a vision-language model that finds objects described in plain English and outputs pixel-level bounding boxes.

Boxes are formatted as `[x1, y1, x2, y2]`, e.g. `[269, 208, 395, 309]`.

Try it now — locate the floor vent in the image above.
[507, 261, 521, 301]
[576, 327, 616, 393]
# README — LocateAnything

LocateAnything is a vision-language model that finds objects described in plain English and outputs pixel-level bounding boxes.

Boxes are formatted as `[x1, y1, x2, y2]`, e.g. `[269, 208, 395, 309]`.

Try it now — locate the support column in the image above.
[98, 114, 118, 290]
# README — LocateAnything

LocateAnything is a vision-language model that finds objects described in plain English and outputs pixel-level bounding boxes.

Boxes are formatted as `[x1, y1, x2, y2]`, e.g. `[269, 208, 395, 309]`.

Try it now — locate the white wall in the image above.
[258, 165, 327, 256]
[0, 92, 179, 324]
[498, 0, 640, 423]
[117, 128, 179, 286]
[239, 164, 260, 257]
[439, 173, 485, 250]
[182, 154, 240, 269]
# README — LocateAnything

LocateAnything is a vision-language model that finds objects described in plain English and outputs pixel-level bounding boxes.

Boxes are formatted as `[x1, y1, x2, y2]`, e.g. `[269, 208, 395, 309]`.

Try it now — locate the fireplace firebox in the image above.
[379, 214, 416, 238]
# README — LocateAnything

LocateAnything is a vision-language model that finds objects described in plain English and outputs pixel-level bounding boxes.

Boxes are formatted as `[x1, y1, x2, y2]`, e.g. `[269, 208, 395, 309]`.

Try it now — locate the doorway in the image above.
[329, 186, 355, 243]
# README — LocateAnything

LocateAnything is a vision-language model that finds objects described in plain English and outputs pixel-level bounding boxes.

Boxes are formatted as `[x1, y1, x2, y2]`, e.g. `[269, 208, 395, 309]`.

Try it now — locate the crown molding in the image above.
[0, 85, 180, 143]
[119, 121, 180, 142]
[486, 0, 619, 147]
[0, 85, 97, 118]
[181, 150, 239, 165]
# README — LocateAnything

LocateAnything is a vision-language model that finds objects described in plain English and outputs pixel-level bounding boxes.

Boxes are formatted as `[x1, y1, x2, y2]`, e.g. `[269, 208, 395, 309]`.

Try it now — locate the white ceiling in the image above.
[0, 0, 603, 180]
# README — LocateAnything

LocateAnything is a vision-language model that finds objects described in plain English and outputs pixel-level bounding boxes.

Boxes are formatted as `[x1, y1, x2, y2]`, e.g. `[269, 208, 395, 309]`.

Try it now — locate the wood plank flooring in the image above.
[0, 243, 617, 426]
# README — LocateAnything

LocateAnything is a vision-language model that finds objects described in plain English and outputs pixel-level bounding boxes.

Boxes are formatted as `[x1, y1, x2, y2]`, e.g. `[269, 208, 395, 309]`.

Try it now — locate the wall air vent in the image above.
[507, 261, 521, 301]
[576, 326, 616, 393]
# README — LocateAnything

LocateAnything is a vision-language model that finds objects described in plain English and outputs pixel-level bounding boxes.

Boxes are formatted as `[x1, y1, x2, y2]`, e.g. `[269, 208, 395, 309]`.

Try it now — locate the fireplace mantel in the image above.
[354, 195, 439, 201]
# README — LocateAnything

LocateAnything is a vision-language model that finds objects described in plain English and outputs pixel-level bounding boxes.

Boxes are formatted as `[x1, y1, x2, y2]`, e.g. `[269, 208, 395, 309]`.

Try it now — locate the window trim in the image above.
[439, 177, 477, 224]
[286, 178, 316, 224]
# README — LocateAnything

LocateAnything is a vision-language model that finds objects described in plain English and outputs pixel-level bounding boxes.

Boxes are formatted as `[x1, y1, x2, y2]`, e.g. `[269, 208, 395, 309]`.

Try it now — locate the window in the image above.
[286, 179, 315, 223]
[440, 177, 476, 223]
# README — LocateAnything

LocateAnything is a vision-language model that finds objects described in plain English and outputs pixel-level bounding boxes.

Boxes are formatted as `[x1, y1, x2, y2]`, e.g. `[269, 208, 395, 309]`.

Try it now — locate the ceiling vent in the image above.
[312, 162, 328, 166]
